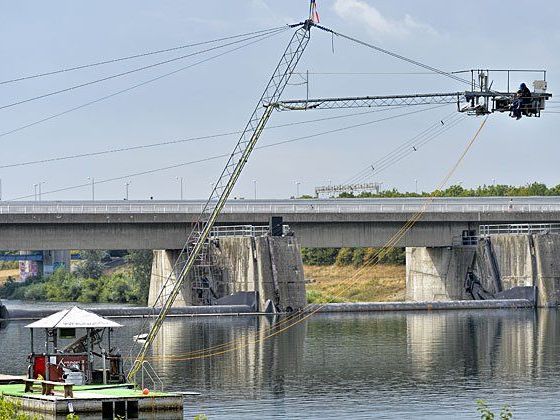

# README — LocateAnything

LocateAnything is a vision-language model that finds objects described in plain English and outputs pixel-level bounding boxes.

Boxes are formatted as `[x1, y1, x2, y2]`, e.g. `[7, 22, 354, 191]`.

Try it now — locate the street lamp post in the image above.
[176, 176, 184, 200]
[0, 178, 2, 201]
[253, 180, 257, 200]
[87, 177, 95, 201]
[414, 179, 418, 194]
[124, 181, 131, 200]
[33, 184, 38, 201]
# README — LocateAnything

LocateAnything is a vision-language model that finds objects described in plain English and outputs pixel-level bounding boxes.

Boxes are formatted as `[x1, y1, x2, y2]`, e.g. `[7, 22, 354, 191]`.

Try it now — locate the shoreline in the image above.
[0, 298, 534, 321]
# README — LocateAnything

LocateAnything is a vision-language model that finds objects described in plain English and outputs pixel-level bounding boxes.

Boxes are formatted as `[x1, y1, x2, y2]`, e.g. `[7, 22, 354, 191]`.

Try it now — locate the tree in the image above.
[335, 248, 354, 266]
[75, 250, 109, 279]
[125, 250, 153, 304]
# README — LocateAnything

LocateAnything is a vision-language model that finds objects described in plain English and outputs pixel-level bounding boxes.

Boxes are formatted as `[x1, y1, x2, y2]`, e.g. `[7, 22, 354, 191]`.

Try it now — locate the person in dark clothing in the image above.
[512, 83, 532, 119]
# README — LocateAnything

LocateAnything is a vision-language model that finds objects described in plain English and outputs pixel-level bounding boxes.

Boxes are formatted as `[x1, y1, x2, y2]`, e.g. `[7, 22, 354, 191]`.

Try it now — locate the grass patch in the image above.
[306, 289, 344, 304]
[304, 264, 405, 303]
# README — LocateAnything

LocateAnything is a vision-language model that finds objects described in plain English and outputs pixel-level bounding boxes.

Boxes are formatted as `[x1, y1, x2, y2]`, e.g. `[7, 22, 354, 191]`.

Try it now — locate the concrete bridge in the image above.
[0, 197, 559, 250]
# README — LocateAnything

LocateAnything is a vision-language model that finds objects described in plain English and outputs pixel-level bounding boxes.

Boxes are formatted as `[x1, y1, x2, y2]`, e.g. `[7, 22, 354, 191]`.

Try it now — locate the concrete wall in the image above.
[474, 235, 560, 306]
[148, 249, 192, 307]
[474, 236, 535, 293]
[531, 235, 560, 306]
[148, 236, 306, 311]
[215, 236, 306, 311]
[406, 247, 475, 301]
[408, 234, 560, 306]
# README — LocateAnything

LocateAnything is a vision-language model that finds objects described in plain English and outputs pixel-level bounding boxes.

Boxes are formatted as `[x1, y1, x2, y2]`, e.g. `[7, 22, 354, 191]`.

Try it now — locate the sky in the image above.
[0, 0, 559, 201]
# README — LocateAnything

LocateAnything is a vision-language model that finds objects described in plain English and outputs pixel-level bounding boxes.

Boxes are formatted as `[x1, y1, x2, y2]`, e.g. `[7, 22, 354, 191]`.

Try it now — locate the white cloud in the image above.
[333, 0, 437, 37]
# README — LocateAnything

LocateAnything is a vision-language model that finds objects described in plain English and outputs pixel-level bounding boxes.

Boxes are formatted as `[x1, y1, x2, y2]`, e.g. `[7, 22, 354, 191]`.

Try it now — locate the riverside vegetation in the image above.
[0, 250, 152, 304]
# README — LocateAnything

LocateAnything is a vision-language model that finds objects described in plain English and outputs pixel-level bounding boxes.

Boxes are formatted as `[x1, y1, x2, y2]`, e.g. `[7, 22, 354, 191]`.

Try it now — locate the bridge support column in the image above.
[148, 250, 191, 307]
[215, 236, 306, 312]
[42, 250, 71, 276]
[148, 236, 306, 311]
[474, 234, 560, 307]
[406, 247, 475, 301]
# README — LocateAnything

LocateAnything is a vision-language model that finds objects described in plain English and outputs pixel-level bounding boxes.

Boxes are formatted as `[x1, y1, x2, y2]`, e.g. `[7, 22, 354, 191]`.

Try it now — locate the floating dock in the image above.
[0, 382, 183, 419]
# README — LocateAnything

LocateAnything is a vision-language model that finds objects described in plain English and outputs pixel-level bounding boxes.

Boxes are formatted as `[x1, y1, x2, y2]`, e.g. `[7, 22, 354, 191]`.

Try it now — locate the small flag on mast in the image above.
[309, 0, 320, 23]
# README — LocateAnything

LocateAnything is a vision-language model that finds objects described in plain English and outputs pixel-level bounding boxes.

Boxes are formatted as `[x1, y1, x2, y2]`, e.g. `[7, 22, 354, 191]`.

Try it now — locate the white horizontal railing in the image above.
[0, 201, 560, 215]
[480, 223, 560, 236]
[210, 225, 271, 238]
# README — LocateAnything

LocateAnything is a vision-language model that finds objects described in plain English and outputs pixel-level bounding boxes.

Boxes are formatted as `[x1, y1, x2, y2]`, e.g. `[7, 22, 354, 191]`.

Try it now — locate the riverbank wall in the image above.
[0, 298, 534, 321]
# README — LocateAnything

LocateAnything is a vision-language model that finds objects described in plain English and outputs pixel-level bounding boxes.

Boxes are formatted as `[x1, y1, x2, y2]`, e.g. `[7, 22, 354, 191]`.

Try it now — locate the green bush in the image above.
[476, 399, 513, 420]
[98, 273, 140, 303]
[301, 248, 338, 266]
[335, 248, 354, 266]
[0, 395, 41, 419]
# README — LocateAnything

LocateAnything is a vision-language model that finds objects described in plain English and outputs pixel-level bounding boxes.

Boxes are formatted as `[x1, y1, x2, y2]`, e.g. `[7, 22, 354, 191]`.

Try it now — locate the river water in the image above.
[1, 303, 559, 419]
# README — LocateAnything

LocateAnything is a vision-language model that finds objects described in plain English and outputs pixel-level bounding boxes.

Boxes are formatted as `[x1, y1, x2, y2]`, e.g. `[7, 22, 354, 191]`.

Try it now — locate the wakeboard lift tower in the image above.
[128, 4, 552, 383]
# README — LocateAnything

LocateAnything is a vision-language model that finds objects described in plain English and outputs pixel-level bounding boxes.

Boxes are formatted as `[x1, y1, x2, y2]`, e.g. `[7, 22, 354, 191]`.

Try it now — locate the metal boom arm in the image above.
[275, 92, 461, 110]
[275, 89, 551, 116]
[127, 21, 312, 382]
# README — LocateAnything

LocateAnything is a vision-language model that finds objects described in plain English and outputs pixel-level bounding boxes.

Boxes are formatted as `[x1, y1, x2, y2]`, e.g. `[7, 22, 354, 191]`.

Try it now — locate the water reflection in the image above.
[2, 308, 560, 418]
[406, 310, 540, 383]
[150, 315, 306, 398]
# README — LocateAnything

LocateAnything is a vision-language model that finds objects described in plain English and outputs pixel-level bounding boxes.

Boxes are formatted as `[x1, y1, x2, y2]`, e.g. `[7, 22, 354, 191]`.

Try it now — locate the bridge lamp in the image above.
[87, 177, 95, 201]
[124, 181, 131, 201]
[176, 176, 184, 201]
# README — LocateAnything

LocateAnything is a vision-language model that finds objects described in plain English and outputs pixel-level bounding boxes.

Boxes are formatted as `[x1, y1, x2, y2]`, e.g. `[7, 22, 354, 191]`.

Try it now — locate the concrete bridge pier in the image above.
[148, 236, 307, 311]
[406, 234, 560, 307]
[405, 247, 475, 301]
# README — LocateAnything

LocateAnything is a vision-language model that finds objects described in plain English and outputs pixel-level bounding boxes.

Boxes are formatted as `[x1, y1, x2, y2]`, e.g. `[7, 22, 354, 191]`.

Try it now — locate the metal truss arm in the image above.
[274, 92, 462, 110]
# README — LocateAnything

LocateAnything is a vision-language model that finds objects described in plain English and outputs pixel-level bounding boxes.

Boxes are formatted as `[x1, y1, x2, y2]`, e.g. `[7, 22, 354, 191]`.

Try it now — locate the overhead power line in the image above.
[0, 29, 288, 139]
[0, 27, 287, 111]
[0, 106, 410, 169]
[343, 110, 458, 184]
[345, 114, 467, 187]
[0, 26, 287, 85]
[5, 105, 448, 201]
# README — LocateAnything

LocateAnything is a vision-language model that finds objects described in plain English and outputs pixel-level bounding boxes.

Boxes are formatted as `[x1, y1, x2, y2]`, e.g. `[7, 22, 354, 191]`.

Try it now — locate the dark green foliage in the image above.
[303, 247, 406, 267]
[98, 273, 140, 303]
[301, 248, 338, 265]
[335, 248, 354, 266]
[0, 249, 154, 304]
[75, 250, 109, 279]
[0, 269, 144, 304]
[338, 182, 560, 199]
[476, 400, 513, 420]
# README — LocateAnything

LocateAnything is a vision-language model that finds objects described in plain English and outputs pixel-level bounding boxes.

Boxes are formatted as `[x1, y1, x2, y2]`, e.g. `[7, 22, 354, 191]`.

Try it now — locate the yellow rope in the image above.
[138, 116, 488, 362]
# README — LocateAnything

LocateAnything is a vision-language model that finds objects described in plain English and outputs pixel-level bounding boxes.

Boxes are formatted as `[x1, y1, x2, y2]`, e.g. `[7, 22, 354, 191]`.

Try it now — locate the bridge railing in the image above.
[210, 225, 270, 238]
[1, 202, 560, 214]
[480, 223, 560, 236]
